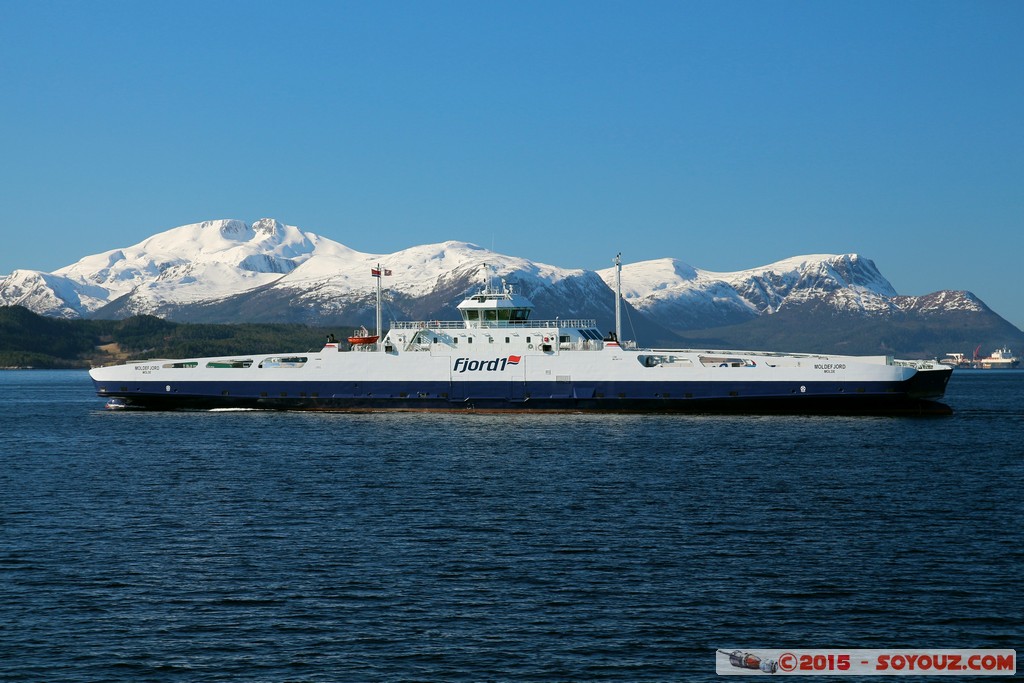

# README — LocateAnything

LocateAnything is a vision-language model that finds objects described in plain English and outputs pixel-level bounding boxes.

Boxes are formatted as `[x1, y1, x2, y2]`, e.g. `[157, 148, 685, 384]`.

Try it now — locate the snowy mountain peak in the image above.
[0, 218, 1009, 347]
[251, 217, 282, 236]
[0, 218, 322, 316]
[0, 270, 84, 318]
[213, 219, 250, 240]
[594, 252, 904, 330]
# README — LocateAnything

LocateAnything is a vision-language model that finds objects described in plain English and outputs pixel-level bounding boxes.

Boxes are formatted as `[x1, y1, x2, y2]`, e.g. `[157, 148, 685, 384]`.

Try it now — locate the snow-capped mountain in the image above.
[47, 218, 336, 317]
[1, 217, 1016, 356]
[150, 239, 623, 328]
[0, 217, 646, 332]
[0, 269, 99, 319]
[595, 253, 904, 331]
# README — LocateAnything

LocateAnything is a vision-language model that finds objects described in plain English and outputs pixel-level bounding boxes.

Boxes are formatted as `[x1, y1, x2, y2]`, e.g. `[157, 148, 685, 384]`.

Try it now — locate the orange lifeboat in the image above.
[347, 327, 379, 345]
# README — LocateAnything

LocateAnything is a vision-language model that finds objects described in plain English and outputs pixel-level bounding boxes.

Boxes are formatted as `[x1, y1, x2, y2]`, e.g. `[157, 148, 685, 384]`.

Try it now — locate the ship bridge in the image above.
[456, 279, 534, 327]
[383, 277, 606, 353]
[388, 278, 599, 333]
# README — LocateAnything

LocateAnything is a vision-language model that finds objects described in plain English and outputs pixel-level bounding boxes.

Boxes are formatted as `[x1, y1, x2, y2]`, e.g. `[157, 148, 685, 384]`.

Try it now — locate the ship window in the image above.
[699, 356, 755, 368]
[513, 309, 530, 321]
[163, 361, 198, 369]
[259, 356, 308, 368]
[465, 310, 479, 320]
[433, 337, 438, 343]
[505, 337, 510, 343]
[559, 335, 570, 343]
[640, 355, 691, 368]
[498, 309, 511, 320]
[526, 337, 532, 344]
[484, 310, 497, 321]
[206, 359, 253, 368]
[468, 337, 473, 344]
[453, 337, 458, 344]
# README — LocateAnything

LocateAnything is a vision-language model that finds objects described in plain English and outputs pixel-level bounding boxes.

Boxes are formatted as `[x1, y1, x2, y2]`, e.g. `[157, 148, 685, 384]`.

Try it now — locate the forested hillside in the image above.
[0, 306, 340, 368]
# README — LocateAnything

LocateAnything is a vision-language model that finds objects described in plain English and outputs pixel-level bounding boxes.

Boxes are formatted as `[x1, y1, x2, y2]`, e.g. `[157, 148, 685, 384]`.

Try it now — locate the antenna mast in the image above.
[614, 253, 622, 343]
[375, 263, 383, 351]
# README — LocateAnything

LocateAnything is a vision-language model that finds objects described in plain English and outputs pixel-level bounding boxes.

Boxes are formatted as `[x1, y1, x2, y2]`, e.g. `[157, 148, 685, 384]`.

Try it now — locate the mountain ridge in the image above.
[2, 217, 1020, 357]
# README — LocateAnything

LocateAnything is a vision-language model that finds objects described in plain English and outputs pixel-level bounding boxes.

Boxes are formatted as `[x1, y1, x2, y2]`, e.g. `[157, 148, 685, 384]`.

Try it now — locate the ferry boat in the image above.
[89, 260, 954, 414]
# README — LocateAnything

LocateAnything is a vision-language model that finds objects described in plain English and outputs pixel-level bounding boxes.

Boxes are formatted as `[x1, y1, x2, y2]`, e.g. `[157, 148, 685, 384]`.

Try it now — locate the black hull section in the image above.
[904, 365, 954, 400]
[104, 392, 952, 416]
[96, 367, 953, 416]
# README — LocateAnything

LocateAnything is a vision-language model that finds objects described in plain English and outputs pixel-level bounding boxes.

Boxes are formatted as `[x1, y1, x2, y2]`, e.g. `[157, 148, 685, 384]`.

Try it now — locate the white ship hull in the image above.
[90, 342, 952, 415]
[89, 263, 953, 415]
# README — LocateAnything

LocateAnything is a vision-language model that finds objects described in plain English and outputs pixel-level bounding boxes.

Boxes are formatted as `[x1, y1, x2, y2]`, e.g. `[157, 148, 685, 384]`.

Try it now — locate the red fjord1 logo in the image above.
[452, 355, 521, 373]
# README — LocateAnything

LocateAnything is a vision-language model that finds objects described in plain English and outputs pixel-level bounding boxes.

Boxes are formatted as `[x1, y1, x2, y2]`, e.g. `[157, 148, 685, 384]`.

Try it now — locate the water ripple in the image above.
[0, 370, 1021, 680]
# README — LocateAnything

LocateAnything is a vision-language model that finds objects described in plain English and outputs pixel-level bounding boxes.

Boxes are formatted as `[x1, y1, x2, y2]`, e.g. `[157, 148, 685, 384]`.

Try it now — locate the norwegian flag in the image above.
[507, 355, 522, 365]
[371, 267, 393, 277]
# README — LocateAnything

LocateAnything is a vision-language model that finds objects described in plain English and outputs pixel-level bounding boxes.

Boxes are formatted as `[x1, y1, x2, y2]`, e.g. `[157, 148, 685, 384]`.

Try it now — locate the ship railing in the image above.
[350, 343, 379, 352]
[390, 319, 598, 330]
[564, 340, 611, 351]
[893, 358, 948, 370]
[391, 320, 463, 330]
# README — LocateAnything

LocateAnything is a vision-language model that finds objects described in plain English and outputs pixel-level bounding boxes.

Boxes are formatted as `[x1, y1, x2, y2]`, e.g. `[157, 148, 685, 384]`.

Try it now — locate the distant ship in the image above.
[941, 347, 1019, 369]
[89, 258, 954, 414]
[977, 347, 1019, 369]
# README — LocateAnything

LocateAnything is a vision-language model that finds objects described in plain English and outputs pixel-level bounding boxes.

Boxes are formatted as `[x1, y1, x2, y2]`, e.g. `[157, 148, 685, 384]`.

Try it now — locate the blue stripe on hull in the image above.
[93, 371, 952, 415]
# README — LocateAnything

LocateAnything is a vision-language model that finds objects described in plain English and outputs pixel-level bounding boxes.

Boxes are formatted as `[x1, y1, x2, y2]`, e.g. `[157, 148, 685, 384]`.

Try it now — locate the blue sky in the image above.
[3, 1, 1022, 328]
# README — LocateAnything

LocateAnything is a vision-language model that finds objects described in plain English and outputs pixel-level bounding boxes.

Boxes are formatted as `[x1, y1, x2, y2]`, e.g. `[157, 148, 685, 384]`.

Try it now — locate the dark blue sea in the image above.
[1, 370, 1021, 681]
